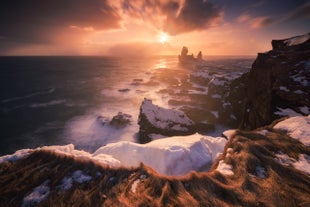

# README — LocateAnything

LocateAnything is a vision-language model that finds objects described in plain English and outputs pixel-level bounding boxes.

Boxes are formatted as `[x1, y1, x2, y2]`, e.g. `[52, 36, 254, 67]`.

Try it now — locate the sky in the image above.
[0, 0, 309, 56]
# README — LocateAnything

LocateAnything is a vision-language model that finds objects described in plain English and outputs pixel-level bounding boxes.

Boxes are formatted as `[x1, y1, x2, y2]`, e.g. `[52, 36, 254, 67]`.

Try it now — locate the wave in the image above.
[1, 88, 55, 103]
[29, 99, 66, 108]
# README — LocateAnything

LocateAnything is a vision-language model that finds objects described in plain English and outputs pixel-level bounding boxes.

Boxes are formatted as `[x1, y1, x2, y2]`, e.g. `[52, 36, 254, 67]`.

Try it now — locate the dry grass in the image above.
[1, 126, 309, 207]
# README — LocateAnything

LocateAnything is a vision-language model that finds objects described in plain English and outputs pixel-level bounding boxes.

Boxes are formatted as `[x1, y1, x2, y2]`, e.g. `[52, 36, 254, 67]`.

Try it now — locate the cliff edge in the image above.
[241, 33, 310, 130]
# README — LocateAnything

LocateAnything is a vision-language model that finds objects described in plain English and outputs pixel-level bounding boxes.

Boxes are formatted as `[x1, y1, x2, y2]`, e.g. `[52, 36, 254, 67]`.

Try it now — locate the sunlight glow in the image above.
[159, 33, 169, 44]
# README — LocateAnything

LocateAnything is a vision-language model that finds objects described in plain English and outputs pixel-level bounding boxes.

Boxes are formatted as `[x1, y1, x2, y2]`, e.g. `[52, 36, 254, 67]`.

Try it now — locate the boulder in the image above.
[138, 99, 194, 143]
[240, 33, 310, 130]
[138, 99, 213, 143]
[109, 112, 132, 129]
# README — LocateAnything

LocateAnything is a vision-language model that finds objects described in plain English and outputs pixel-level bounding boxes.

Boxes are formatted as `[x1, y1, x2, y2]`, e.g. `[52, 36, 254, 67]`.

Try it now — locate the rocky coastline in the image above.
[1, 34, 309, 207]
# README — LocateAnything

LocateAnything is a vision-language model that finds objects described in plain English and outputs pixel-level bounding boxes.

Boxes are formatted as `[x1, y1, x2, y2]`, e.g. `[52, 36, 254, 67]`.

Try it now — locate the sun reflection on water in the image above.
[153, 58, 168, 70]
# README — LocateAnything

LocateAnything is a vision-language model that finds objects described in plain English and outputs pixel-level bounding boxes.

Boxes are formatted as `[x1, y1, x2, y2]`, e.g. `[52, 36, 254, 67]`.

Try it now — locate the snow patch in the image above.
[0, 149, 33, 164]
[211, 111, 219, 119]
[211, 94, 221, 99]
[256, 129, 268, 136]
[294, 90, 304, 94]
[22, 180, 50, 207]
[299, 106, 310, 115]
[141, 99, 194, 131]
[72, 170, 92, 183]
[275, 153, 310, 174]
[275, 153, 295, 166]
[58, 170, 92, 191]
[279, 86, 290, 92]
[1, 134, 227, 176]
[274, 107, 302, 117]
[255, 166, 267, 178]
[131, 179, 140, 193]
[274, 115, 310, 146]
[291, 74, 308, 86]
[93, 133, 227, 176]
[222, 129, 236, 139]
[216, 160, 234, 176]
[293, 154, 310, 174]
[58, 177, 73, 191]
[284, 34, 310, 46]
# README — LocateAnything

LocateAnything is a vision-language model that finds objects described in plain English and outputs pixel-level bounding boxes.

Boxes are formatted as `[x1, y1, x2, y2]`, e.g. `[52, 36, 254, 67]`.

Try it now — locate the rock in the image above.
[197, 51, 203, 61]
[110, 112, 132, 128]
[178, 46, 197, 66]
[240, 33, 310, 130]
[118, 88, 130, 93]
[138, 99, 194, 143]
[138, 99, 213, 143]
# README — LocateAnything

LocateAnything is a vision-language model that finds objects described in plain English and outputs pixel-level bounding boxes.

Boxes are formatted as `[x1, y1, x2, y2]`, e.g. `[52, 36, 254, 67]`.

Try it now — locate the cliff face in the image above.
[241, 33, 310, 130]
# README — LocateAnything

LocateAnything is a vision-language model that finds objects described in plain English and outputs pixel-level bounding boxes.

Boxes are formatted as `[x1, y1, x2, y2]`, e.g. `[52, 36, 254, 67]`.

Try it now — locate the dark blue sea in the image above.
[0, 56, 253, 155]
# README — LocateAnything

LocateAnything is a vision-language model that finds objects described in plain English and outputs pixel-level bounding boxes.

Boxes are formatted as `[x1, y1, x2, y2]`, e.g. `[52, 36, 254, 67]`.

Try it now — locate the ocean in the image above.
[0, 56, 254, 155]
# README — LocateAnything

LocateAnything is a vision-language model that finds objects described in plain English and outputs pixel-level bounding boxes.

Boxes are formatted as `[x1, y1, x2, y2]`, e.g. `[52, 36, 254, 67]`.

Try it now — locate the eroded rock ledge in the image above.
[138, 98, 213, 143]
[240, 33, 310, 130]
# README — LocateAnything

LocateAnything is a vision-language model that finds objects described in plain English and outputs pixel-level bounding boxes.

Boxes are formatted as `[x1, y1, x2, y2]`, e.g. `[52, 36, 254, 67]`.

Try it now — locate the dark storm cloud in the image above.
[163, 0, 222, 35]
[0, 0, 121, 44]
[119, 0, 223, 35]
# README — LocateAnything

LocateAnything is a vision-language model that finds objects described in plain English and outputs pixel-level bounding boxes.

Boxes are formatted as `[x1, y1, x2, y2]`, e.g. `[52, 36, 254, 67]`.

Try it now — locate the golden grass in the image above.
[0, 126, 309, 207]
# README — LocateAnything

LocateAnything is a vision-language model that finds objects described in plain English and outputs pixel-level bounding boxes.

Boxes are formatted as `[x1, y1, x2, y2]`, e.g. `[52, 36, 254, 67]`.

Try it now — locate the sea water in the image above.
[0, 56, 253, 155]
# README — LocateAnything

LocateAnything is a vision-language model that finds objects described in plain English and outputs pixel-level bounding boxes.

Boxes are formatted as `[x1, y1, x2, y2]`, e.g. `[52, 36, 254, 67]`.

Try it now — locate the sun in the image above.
[159, 33, 169, 44]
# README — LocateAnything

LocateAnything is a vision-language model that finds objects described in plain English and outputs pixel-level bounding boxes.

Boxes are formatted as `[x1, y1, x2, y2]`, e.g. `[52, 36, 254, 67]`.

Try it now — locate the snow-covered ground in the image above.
[284, 33, 310, 46]
[0, 133, 226, 176]
[274, 115, 310, 146]
[94, 133, 226, 175]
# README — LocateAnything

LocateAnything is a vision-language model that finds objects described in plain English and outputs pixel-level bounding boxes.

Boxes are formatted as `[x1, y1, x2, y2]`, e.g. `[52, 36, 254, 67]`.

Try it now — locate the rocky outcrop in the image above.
[240, 33, 310, 130]
[97, 112, 132, 128]
[138, 98, 213, 143]
[110, 112, 132, 129]
[178, 46, 204, 66]
[187, 68, 246, 127]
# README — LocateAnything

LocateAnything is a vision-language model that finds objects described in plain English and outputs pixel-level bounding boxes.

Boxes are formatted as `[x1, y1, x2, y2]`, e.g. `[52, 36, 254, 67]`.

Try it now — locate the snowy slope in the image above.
[274, 115, 310, 146]
[0, 134, 226, 176]
[93, 133, 226, 175]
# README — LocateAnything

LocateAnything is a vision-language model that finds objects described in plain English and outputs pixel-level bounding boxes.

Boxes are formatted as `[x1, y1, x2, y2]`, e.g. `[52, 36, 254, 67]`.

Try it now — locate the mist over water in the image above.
[0, 56, 253, 155]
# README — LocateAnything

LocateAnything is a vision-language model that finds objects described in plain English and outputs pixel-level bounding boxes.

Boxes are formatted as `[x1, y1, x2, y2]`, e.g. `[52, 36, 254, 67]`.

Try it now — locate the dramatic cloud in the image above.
[113, 0, 223, 35]
[163, 0, 223, 35]
[0, 0, 122, 45]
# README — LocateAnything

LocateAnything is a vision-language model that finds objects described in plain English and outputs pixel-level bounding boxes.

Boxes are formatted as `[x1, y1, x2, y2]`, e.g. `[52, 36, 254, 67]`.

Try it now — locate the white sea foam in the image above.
[29, 99, 66, 108]
[1, 88, 55, 103]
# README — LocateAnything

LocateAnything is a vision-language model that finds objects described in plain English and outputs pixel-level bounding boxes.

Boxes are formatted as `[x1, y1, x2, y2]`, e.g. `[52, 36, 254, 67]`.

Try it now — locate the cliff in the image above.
[240, 33, 310, 129]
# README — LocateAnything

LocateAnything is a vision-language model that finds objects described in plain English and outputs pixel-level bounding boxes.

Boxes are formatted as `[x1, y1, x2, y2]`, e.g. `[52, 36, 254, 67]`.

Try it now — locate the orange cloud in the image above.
[250, 16, 273, 28]
[111, 0, 223, 35]
[236, 13, 274, 29]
